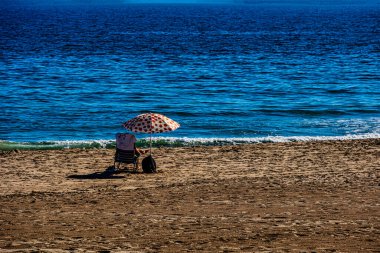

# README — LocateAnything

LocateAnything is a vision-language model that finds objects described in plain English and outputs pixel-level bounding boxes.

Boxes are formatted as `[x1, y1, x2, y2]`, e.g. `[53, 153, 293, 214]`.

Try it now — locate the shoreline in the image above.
[1, 133, 380, 150]
[0, 139, 379, 251]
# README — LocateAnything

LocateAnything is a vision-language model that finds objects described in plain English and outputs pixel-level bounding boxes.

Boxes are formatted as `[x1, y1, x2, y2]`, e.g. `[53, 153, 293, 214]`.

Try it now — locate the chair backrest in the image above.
[115, 148, 136, 164]
[116, 133, 136, 151]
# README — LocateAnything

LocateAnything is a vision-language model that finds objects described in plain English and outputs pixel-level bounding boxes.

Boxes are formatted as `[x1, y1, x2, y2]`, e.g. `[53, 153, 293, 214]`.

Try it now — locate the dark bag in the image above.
[142, 155, 157, 173]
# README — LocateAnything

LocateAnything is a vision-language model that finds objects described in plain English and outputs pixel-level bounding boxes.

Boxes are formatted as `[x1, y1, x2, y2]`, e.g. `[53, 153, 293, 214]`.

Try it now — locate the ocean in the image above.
[0, 2, 379, 149]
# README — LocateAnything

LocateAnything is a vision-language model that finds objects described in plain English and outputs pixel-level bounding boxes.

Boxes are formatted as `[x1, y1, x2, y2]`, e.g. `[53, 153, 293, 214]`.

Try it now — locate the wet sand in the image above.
[0, 139, 379, 252]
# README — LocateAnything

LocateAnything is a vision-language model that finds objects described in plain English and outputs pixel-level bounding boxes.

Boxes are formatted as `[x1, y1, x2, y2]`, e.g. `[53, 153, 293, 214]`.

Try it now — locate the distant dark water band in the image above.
[1, 134, 379, 151]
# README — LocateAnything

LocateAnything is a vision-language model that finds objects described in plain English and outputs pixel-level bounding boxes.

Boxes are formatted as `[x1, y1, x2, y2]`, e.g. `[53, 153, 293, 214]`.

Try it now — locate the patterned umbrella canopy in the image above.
[123, 113, 180, 134]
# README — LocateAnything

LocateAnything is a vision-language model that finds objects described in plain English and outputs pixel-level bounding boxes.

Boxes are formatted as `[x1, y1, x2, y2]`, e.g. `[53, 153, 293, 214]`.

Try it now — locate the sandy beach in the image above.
[0, 139, 379, 252]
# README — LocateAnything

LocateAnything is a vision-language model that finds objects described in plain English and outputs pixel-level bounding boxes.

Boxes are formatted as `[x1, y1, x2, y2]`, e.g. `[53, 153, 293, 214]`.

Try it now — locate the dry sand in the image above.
[0, 139, 379, 252]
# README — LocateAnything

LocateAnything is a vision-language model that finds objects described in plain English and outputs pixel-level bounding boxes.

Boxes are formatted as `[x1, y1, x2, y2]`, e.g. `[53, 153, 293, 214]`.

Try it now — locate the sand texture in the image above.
[0, 139, 379, 252]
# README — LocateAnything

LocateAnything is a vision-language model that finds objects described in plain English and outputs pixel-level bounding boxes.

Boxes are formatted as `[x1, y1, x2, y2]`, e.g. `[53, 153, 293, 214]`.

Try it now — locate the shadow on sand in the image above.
[67, 166, 139, 180]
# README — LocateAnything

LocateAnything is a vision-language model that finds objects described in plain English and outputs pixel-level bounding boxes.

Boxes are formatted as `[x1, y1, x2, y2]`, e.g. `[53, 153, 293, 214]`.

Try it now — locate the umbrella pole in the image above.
[149, 131, 152, 155]
[149, 112, 152, 156]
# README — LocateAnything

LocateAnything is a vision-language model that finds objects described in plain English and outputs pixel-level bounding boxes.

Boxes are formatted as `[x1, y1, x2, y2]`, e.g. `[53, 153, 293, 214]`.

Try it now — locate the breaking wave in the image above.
[1, 133, 379, 151]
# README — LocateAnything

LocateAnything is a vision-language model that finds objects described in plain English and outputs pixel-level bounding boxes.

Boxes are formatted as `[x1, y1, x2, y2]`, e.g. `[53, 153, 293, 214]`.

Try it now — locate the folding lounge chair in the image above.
[114, 148, 138, 171]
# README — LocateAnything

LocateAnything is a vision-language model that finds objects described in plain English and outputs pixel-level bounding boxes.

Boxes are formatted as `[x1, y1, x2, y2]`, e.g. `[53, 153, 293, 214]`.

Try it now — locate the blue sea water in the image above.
[0, 2, 379, 149]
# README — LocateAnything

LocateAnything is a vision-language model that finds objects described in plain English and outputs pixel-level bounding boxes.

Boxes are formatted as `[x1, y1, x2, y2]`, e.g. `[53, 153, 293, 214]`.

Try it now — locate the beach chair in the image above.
[114, 148, 138, 172]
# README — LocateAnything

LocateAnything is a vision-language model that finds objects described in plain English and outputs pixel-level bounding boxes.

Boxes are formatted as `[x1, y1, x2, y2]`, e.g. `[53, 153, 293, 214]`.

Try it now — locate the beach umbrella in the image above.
[122, 113, 180, 154]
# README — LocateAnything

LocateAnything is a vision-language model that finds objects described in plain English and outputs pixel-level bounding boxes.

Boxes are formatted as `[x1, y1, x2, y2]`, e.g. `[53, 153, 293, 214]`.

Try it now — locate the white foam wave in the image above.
[0, 139, 115, 149]
[1, 133, 379, 150]
[44, 139, 115, 148]
[148, 133, 380, 144]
